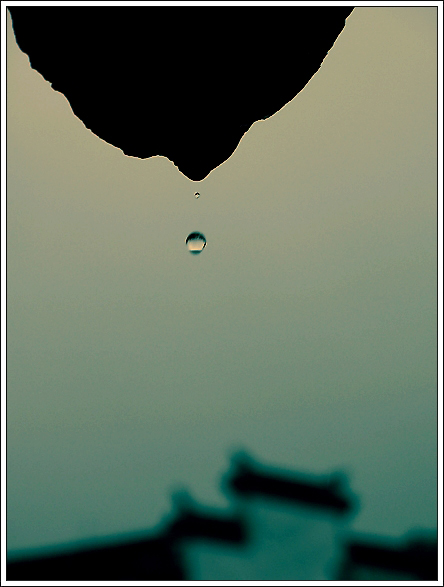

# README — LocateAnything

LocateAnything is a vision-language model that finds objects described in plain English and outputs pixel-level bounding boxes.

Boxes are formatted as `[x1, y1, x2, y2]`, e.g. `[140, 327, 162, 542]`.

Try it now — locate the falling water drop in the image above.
[194, 192, 200, 198]
[186, 232, 206, 254]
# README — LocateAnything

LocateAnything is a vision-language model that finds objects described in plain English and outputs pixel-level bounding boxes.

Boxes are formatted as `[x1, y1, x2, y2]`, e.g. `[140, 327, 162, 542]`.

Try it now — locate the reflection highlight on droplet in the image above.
[186, 232, 206, 254]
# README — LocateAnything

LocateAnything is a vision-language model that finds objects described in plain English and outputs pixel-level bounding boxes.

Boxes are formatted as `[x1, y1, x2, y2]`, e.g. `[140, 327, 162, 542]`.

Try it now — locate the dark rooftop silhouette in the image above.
[7, 452, 436, 581]
[168, 507, 247, 545]
[7, 505, 249, 581]
[8, 6, 354, 180]
[338, 533, 438, 581]
[224, 451, 356, 515]
[7, 535, 184, 581]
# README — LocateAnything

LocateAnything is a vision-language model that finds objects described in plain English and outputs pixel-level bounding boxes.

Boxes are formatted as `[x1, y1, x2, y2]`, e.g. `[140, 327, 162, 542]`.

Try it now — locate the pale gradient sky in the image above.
[7, 7, 437, 551]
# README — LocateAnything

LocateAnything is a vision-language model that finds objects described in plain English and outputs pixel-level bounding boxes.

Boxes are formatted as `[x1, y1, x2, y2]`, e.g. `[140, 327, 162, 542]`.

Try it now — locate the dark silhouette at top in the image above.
[8, 7, 354, 180]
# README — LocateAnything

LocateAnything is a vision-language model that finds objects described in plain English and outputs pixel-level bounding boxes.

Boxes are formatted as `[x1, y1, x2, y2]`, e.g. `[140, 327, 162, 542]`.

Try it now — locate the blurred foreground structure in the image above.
[7, 453, 437, 581]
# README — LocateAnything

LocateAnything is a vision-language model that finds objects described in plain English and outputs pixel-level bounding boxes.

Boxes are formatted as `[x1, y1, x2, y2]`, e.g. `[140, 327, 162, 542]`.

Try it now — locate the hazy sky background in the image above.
[7, 6, 437, 552]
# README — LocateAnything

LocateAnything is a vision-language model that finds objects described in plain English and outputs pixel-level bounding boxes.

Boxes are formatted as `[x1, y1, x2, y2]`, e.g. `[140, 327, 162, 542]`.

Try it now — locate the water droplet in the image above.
[186, 232, 206, 254]
[194, 192, 200, 198]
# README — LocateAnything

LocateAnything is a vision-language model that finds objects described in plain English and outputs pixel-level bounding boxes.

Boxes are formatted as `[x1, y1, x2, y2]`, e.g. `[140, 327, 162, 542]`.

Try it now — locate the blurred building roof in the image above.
[7, 452, 435, 581]
[224, 451, 356, 515]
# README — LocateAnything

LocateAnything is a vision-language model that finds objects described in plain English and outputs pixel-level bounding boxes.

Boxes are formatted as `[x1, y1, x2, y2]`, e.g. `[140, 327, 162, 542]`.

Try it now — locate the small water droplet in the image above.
[194, 192, 200, 198]
[186, 232, 206, 254]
